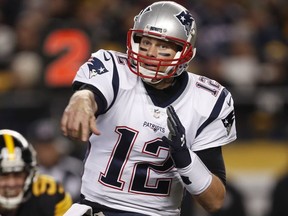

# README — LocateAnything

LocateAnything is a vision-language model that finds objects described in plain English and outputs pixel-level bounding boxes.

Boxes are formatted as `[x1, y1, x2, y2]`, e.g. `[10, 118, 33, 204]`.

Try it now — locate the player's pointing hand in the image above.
[61, 90, 100, 142]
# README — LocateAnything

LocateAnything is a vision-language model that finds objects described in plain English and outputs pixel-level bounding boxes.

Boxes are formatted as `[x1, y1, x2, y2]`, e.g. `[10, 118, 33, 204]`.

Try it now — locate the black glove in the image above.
[162, 106, 192, 168]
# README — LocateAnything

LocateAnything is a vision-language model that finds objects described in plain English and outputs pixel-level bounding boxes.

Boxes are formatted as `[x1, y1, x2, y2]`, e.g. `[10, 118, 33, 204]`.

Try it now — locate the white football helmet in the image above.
[0, 129, 37, 209]
[127, 1, 197, 83]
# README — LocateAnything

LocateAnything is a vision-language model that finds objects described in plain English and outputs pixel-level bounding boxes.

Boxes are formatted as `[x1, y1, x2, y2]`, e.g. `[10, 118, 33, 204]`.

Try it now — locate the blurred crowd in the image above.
[0, 0, 287, 140]
[0, 1, 287, 216]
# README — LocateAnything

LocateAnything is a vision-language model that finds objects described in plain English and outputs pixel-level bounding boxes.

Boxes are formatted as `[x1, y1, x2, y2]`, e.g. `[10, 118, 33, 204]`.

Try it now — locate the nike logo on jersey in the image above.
[222, 110, 235, 135]
[87, 57, 109, 79]
[103, 52, 111, 61]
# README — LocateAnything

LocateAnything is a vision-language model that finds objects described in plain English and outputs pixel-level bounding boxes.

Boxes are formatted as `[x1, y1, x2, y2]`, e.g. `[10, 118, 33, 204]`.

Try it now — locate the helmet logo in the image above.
[175, 10, 194, 36]
[134, 6, 152, 23]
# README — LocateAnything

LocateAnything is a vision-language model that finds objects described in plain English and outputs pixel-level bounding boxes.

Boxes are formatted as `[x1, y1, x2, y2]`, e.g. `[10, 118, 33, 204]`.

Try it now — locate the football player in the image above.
[61, 1, 237, 216]
[0, 129, 72, 216]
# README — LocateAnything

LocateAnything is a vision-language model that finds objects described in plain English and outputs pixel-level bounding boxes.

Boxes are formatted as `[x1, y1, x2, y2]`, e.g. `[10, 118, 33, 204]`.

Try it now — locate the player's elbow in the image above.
[203, 193, 225, 213]
[197, 187, 225, 213]
[194, 175, 226, 213]
[207, 199, 224, 213]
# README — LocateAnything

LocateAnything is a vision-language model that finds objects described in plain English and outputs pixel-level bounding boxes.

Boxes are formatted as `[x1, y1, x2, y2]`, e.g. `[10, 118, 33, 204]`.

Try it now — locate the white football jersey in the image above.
[73, 49, 237, 216]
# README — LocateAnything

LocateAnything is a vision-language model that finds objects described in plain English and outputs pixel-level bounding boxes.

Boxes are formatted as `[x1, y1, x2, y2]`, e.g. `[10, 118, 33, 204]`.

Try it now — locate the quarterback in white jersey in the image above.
[61, 1, 236, 216]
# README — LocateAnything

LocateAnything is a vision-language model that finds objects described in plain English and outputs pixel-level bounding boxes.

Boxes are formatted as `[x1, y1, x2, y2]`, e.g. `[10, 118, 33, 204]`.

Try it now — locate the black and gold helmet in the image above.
[0, 129, 37, 209]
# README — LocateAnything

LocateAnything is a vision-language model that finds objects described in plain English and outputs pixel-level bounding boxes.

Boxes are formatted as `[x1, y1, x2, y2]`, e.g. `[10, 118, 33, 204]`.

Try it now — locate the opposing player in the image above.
[61, 1, 237, 215]
[0, 129, 72, 216]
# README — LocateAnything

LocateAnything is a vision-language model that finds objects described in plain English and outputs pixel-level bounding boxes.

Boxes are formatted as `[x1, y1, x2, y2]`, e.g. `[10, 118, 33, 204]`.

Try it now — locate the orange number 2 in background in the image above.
[43, 29, 90, 87]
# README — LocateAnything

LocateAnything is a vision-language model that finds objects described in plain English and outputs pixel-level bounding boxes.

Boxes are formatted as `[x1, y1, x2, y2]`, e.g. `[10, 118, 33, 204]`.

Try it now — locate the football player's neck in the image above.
[147, 77, 175, 90]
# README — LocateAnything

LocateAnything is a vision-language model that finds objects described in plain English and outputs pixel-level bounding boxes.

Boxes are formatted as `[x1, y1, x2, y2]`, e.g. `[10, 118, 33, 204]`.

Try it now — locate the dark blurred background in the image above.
[0, 0, 287, 216]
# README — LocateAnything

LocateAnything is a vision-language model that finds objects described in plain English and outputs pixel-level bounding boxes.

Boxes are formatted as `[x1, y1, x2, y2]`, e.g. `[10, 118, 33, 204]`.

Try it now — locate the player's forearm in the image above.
[171, 149, 225, 212]
[70, 90, 98, 114]
[194, 174, 225, 213]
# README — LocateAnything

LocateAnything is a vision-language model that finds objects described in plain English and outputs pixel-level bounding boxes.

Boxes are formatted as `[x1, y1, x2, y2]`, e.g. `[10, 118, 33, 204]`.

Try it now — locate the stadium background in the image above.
[0, 0, 287, 215]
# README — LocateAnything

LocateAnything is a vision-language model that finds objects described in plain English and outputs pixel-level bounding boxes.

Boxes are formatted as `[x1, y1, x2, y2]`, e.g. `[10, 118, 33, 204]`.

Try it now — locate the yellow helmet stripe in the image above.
[3, 134, 15, 160]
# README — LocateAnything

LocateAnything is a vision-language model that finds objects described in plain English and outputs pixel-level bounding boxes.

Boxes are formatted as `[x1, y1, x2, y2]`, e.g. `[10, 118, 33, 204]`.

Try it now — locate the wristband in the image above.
[176, 150, 212, 195]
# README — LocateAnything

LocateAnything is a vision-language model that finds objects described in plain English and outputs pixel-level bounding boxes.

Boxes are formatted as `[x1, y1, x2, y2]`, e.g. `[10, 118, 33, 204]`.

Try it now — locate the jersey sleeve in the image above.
[192, 88, 237, 151]
[72, 49, 117, 110]
[31, 174, 72, 216]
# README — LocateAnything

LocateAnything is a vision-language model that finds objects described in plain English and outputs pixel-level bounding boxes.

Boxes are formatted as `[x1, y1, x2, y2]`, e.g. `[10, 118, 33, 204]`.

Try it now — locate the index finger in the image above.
[61, 110, 69, 136]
